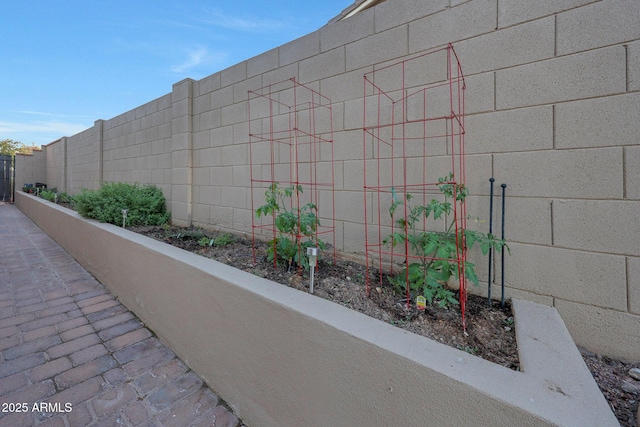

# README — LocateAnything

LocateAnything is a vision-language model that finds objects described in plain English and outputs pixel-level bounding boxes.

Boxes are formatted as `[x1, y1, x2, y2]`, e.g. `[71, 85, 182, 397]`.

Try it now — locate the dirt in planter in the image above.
[132, 225, 518, 368]
[581, 349, 640, 427]
[130, 224, 638, 426]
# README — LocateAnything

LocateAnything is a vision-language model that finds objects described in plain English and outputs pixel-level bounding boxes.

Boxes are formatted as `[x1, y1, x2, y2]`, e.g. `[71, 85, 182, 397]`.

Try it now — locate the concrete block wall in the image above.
[66, 121, 102, 193]
[15, 0, 640, 360]
[102, 93, 174, 204]
[170, 80, 193, 226]
[44, 139, 65, 192]
[14, 147, 46, 189]
[475, 0, 638, 361]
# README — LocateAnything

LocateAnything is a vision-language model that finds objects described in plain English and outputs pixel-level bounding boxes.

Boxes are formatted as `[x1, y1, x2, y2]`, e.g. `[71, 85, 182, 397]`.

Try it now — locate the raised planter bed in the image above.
[15, 191, 618, 427]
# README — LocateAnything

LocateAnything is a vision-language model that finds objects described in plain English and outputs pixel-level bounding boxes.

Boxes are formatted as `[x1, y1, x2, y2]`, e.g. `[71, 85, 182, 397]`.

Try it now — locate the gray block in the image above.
[494, 148, 623, 199]
[556, 93, 640, 149]
[409, 0, 497, 54]
[553, 199, 640, 256]
[556, 0, 640, 55]
[498, 0, 597, 28]
[496, 46, 626, 109]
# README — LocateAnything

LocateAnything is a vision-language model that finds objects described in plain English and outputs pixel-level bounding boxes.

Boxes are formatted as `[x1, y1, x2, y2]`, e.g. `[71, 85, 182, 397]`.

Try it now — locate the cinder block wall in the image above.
[14, 148, 46, 188]
[16, 0, 640, 360]
[66, 121, 102, 193]
[102, 93, 174, 204]
[45, 139, 64, 192]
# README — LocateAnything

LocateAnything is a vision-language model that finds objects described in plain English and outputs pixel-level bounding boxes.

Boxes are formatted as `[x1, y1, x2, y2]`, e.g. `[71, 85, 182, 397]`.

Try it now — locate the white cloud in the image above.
[0, 120, 88, 136]
[171, 47, 208, 73]
[199, 8, 290, 33]
[16, 110, 70, 118]
[170, 46, 228, 74]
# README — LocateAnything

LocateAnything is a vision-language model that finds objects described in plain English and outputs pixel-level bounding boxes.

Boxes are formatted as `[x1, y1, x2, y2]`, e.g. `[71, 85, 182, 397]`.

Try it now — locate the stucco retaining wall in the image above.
[15, 192, 617, 426]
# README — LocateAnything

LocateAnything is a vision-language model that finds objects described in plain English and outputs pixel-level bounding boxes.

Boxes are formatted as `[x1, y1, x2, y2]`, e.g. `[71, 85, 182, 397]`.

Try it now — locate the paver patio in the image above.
[0, 203, 245, 427]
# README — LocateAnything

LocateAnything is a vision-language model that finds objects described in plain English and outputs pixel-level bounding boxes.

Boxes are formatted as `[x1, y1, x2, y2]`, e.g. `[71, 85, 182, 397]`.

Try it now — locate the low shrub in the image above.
[57, 192, 72, 204]
[73, 182, 170, 227]
[39, 189, 56, 202]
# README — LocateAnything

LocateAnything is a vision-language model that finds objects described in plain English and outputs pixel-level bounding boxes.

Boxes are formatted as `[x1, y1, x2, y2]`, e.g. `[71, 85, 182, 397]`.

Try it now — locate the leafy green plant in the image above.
[213, 233, 235, 247]
[198, 236, 212, 247]
[56, 192, 72, 204]
[73, 182, 170, 227]
[388, 263, 460, 308]
[39, 189, 56, 202]
[460, 345, 479, 355]
[384, 173, 509, 308]
[255, 182, 325, 269]
[196, 233, 234, 247]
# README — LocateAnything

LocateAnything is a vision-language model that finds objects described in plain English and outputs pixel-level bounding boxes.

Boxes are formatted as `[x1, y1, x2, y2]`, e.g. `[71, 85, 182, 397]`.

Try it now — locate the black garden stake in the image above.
[500, 183, 507, 308]
[487, 178, 495, 306]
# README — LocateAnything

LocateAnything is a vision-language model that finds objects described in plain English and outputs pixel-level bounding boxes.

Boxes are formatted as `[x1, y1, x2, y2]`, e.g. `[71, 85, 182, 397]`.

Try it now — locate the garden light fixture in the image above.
[307, 247, 318, 294]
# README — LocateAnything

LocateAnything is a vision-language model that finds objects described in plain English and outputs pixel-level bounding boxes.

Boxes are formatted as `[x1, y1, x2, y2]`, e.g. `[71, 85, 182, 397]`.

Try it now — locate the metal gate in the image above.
[0, 155, 13, 202]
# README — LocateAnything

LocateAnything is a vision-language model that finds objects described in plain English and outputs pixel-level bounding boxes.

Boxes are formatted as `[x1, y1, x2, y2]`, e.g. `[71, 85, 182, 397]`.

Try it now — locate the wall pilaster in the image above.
[171, 78, 195, 226]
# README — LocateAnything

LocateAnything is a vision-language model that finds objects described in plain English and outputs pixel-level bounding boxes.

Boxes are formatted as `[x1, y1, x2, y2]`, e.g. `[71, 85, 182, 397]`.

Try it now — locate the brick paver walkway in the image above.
[0, 203, 246, 427]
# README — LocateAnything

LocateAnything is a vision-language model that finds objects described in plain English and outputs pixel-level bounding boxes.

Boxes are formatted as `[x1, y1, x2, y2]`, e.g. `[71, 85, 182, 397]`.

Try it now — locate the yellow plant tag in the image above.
[416, 296, 426, 311]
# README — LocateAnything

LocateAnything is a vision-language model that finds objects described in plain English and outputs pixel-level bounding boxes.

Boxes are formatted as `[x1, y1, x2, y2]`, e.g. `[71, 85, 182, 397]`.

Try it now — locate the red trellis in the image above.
[362, 44, 468, 327]
[249, 78, 336, 268]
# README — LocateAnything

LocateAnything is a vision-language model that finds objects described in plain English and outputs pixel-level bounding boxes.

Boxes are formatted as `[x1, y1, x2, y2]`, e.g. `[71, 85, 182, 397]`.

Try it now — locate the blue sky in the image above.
[0, 1, 350, 147]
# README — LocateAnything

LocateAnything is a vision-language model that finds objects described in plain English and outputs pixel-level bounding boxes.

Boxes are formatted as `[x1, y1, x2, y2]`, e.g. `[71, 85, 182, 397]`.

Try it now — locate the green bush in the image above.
[73, 182, 170, 226]
[57, 192, 72, 204]
[39, 189, 56, 202]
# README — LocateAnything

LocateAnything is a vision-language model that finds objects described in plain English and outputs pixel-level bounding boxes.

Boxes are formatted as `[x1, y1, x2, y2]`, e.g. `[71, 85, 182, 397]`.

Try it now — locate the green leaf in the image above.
[465, 262, 479, 285]
[480, 241, 491, 255]
[464, 230, 476, 248]
[436, 245, 452, 259]
[389, 187, 403, 217]
[386, 232, 406, 247]
[433, 204, 443, 219]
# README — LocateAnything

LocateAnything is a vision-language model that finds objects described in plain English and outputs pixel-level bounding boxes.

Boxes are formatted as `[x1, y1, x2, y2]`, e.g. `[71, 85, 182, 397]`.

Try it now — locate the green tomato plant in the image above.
[255, 183, 325, 270]
[197, 233, 235, 248]
[384, 173, 509, 308]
